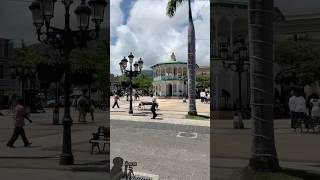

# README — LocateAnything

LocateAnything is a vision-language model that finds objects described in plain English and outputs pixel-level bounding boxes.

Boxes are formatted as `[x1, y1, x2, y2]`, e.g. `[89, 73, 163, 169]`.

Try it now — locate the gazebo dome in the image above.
[212, 0, 247, 8]
[150, 52, 187, 69]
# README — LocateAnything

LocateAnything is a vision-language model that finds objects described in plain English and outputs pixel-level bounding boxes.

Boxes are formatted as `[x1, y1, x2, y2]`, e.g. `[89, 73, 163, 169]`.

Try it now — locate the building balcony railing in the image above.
[153, 76, 184, 81]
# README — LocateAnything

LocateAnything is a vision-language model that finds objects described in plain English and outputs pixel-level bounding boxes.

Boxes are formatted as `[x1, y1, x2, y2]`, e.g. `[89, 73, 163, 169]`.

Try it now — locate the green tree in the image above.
[133, 74, 153, 93]
[196, 73, 210, 90]
[275, 40, 320, 87]
[15, 46, 47, 66]
[70, 31, 109, 90]
[249, 0, 279, 170]
[167, 0, 197, 115]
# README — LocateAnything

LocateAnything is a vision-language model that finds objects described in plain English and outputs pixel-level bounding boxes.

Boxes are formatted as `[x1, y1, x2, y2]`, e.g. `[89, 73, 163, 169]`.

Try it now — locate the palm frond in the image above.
[166, 0, 186, 17]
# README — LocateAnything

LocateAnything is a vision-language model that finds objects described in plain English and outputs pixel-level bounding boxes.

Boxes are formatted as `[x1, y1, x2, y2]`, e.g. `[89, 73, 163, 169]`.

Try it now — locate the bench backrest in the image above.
[92, 126, 109, 139]
[141, 101, 153, 105]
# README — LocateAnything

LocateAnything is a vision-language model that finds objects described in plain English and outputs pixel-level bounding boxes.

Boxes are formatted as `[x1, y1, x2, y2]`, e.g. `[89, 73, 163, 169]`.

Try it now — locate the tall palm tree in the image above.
[248, 0, 279, 170]
[167, 0, 197, 115]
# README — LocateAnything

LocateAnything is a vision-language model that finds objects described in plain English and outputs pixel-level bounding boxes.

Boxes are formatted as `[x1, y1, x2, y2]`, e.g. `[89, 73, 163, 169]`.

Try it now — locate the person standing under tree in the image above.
[88, 97, 95, 122]
[7, 99, 32, 148]
[77, 94, 88, 123]
[200, 90, 206, 103]
[112, 94, 120, 108]
[151, 94, 157, 119]
[290, 89, 306, 130]
[288, 90, 297, 129]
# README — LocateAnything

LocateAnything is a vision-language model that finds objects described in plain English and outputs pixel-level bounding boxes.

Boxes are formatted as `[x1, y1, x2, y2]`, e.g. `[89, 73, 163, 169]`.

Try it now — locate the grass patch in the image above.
[185, 114, 210, 120]
[241, 167, 320, 180]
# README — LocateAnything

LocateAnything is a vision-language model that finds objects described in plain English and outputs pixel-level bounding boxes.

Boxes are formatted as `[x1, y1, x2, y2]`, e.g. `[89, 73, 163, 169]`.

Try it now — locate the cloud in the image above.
[110, 0, 124, 41]
[110, 0, 210, 75]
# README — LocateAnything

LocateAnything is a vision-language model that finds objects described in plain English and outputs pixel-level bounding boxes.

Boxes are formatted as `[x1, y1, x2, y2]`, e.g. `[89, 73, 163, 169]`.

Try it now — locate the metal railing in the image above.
[153, 76, 182, 81]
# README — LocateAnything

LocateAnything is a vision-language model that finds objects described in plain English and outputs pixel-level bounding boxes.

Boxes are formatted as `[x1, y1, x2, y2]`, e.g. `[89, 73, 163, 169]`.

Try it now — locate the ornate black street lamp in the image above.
[29, 0, 107, 165]
[221, 39, 249, 129]
[119, 53, 143, 114]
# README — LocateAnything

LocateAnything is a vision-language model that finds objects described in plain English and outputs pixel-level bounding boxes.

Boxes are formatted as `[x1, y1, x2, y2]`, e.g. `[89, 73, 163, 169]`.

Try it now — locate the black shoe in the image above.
[6, 144, 14, 148]
[24, 143, 32, 147]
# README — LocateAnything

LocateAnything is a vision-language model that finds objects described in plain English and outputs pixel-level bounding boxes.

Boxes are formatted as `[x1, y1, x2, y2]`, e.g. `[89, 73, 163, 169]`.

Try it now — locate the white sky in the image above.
[110, 0, 210, 75]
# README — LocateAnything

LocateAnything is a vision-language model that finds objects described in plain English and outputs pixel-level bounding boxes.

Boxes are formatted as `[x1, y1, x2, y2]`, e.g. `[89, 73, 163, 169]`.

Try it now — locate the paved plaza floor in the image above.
[110, 96, 210, 117]
[0, 108, 108, 180]
[1, 97, 319, 179]
[112, 97, 320, 179]
[211, 119, 320, 179]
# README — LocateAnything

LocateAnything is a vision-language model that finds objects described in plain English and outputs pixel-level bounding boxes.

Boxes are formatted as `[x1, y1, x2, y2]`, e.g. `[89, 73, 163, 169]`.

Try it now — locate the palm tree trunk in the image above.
[188, 0, 197, 115]
[248, 0, 279, 170]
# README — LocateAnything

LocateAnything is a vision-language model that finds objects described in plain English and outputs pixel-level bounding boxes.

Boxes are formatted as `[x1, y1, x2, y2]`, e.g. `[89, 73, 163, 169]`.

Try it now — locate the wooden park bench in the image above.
[138, 101, 158, 111]
[89, 126, 109, 154]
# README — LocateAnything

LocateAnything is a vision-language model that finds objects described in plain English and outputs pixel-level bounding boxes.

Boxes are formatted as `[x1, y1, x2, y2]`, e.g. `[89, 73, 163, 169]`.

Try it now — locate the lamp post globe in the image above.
[133, 61, 139, 72]
[29, 0, 44, 30]
[138, 58, 143, 72]
[121, 57, 128, 70]
[39, 0, 57, 22]
[88, 0, 107, 25]
[74, 1, 91, 30]
[128, 52, 134, 64]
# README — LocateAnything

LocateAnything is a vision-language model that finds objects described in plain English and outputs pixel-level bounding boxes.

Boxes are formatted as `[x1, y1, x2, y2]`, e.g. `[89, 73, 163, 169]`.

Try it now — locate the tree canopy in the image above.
[133, 74, 153, 93]
[275, 40, 320, 87]
[196, 73, 210, 90]
[15, 29, 109, 89]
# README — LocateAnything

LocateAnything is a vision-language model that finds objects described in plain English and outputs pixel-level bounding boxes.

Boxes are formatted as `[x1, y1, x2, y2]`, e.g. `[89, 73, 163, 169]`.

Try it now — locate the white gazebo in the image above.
[151, 53, 189, 98]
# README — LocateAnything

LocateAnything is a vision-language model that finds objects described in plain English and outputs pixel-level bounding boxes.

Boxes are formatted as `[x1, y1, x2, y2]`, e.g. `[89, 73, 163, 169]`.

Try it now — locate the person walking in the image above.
[291, 90, 307, 130]
[288, 90, 297, 128]
[151, 95, 157, 119]
[200, 90, 206, 103]
[206, 92, 210, 103]
[311, 98, 320, 119]
[88, 98, 95, 122]
[112, 94, 120, 108]
[307, 91, 319, 116]
[77, 94, 88, 123]
[7, 99, 32, 148]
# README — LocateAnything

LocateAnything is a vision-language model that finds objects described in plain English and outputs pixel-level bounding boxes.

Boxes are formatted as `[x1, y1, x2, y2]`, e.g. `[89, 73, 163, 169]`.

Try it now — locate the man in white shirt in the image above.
[288, 91, 296, 128]
[289, 90, 306, 129]
[200, 90, 206, 103]
[151, 95, 157, 119]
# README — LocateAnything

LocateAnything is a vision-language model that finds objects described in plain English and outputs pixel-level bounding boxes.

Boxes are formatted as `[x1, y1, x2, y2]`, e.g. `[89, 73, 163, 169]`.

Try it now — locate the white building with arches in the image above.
[151, 53, 195, 98]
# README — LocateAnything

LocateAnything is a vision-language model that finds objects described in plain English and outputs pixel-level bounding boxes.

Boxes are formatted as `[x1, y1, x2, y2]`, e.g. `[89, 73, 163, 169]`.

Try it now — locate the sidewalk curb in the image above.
[111, 115, 210, 127]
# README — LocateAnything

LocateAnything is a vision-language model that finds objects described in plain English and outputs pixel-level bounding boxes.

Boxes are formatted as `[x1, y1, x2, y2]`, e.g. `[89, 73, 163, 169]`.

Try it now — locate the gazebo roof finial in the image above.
[171, 52, 176, 61]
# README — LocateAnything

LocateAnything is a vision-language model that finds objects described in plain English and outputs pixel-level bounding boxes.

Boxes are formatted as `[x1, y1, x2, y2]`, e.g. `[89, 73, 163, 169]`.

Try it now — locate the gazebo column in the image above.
[214, 15, 219, 56]
[172, 66, 174, 77]
[164, 66, 167, 76]
[213, 66, 222, 110]
[172, 83, 174, 96]
[229, 16, 234, 54]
